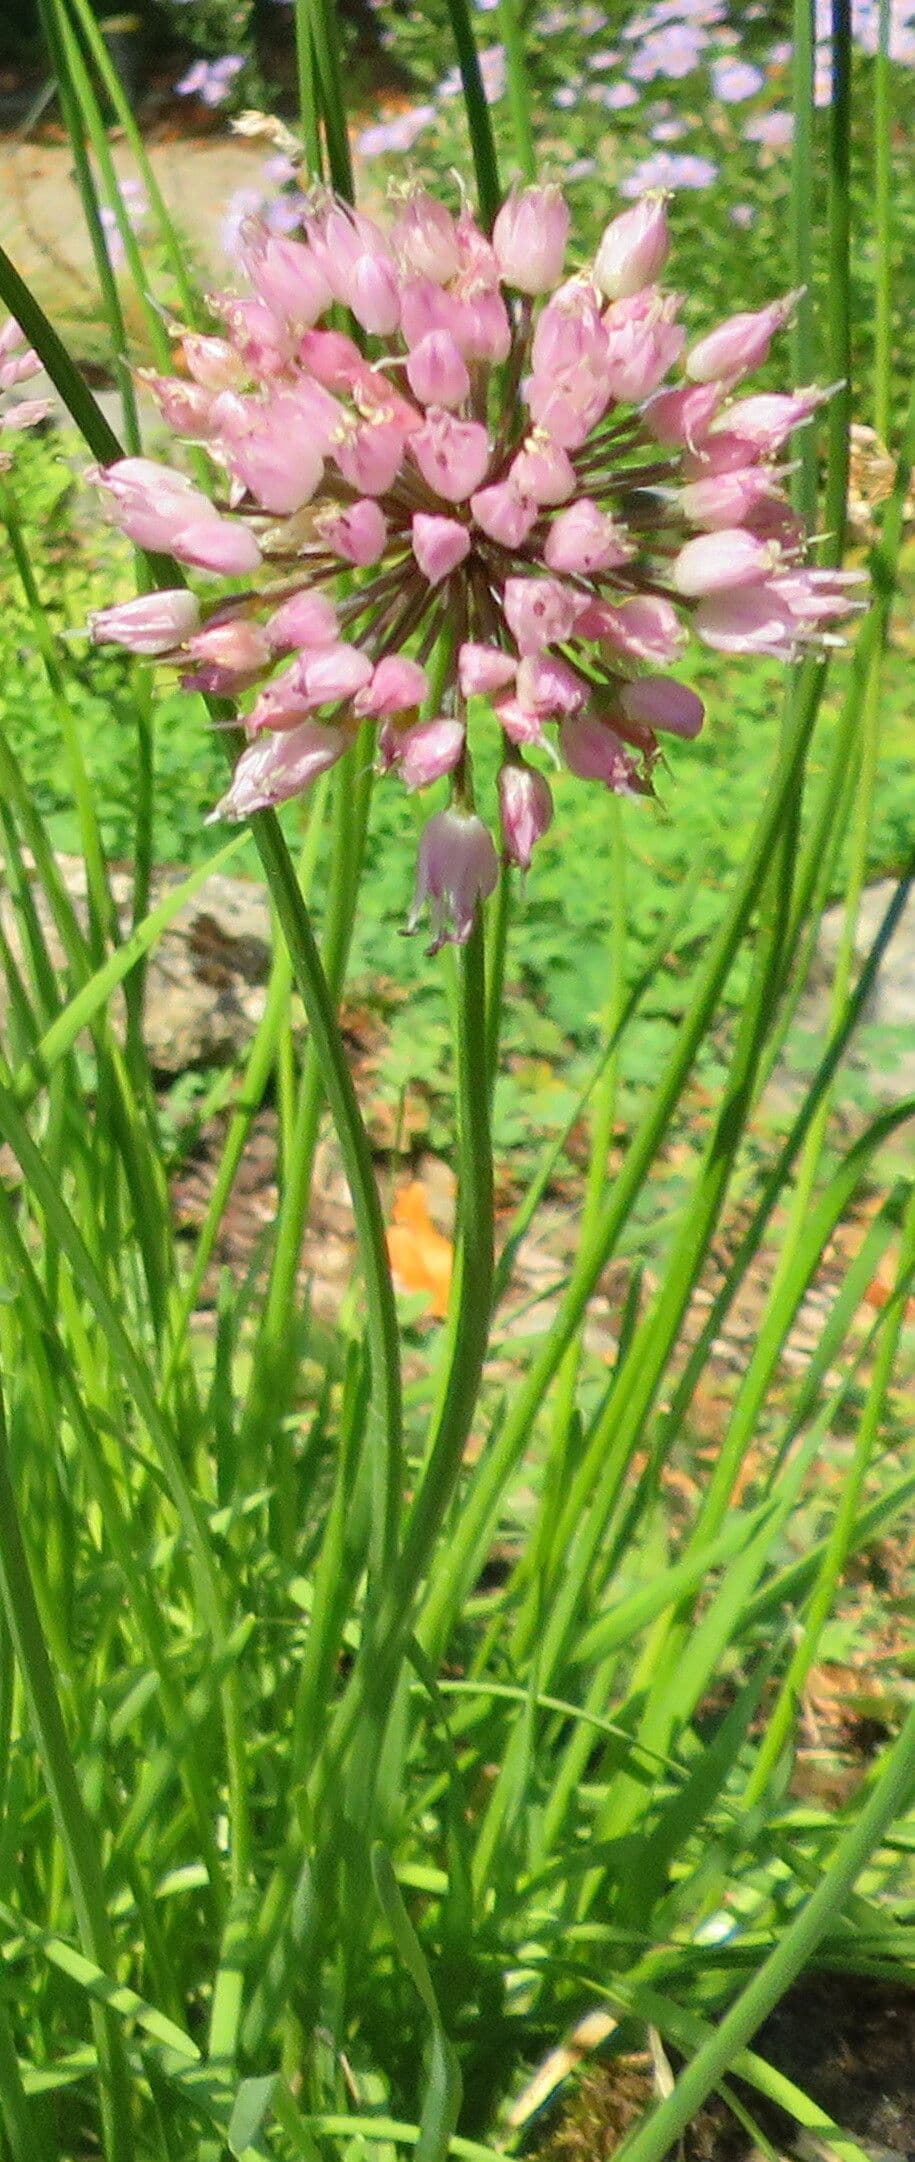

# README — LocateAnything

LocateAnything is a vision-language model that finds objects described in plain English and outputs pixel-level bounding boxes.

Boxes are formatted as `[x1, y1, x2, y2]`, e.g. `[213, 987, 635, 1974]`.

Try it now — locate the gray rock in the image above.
[0, 855, 275, 1073]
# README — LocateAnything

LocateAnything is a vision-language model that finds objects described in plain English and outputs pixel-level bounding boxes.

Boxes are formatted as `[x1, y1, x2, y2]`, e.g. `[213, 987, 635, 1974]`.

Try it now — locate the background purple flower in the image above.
[711, 57, 765, 101]
[357, 105, 436, 157]
[621, 150, 718, 196]
[176, 54, 245, 107]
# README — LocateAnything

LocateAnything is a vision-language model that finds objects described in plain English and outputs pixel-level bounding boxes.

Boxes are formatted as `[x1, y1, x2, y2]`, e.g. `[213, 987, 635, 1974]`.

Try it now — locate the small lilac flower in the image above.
[88, 180, 859, 943]
[600, 81, 640, 108]
[745, 110, 794, 149]
[356, 105, 435, 158]
[711, 57, 765, 101]
[176, 54, 245, 108]
[621, 153, 719, 198]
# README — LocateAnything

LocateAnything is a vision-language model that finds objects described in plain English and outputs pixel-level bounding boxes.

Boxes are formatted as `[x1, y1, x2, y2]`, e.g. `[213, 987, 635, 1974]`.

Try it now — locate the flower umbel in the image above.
[89, 183, 860, 944]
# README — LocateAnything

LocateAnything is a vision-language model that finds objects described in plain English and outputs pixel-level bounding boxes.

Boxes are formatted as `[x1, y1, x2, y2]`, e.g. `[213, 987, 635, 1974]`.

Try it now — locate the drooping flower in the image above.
[88, 179, 860, 945]
[0, 317, 52, 468]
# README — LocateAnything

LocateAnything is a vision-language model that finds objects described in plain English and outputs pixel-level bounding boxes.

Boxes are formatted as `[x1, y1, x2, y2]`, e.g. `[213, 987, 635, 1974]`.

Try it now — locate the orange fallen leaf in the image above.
[386, 1180, 453, 1319]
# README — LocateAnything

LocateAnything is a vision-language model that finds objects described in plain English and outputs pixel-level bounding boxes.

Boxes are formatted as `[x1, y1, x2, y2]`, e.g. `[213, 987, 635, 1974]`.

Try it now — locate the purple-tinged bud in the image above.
[643, 380, 721, 448]
[210, 720, 347, 819]
[694, 583, 799, 657]
[515, 653, 586, 718]
[411, 410, 491, 503]
[502, 576, 586, 655]
[679, 465, 788, 530]
[498, 763, 554, 868]
[391, 190, 461, 284]
[620, 675, 705, 738]
[560, 713, 643, 793]
[510, 432, 577, 507]
[240, 220, 332, 329]
[406, 331, 471, 410]
[458, 643, 517, 698]
[412, 512, 472, 585]
[544, 498, 632, 575]
[494, 696, 548, 748]
[672, 527, 780, 597]
[470, 482, 537, 548]
[317, 498, 388, 566]
[181, 334, 248, 391]
[710, 384, 832, 455]
[89, 588, 201, 655]
[593, 192, 670, 301]
[493, 185, 570, 295]
[409, 808, 499, 948]
[685, 292, 801, 385]
[355, 656, 429, 718]
[266, 590, 339, 651]
[397, 716, 465, 790]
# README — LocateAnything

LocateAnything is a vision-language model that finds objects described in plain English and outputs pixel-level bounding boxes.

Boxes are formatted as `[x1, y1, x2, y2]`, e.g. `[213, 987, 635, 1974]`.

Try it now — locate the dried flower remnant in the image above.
[89, 181, 860, 945]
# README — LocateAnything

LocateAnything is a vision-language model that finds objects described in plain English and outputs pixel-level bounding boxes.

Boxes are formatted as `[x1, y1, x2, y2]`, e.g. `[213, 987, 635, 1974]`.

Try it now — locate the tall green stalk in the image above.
[790, 0, 819, 527]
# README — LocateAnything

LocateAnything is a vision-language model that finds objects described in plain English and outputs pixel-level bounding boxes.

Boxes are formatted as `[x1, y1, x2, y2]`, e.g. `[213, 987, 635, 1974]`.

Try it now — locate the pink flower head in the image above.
[410, 808, 499, 948]
[493, 185, 570, 294]
[498, 763, 554, 868]
[86, 180, 853, 941]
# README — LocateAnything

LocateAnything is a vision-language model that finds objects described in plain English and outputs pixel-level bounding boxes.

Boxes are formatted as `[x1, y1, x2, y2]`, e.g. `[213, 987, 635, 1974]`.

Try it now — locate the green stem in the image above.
[498, 0, 537, 179]
[0, 1380, 135, 2162]
[443, 0, 503, 228]
[308, 0, 355, 202]
[293, 0, 323, 176]
[790, 0, 818, 528]
[873, 0, 892, 441]
[824, 0, 852, 558]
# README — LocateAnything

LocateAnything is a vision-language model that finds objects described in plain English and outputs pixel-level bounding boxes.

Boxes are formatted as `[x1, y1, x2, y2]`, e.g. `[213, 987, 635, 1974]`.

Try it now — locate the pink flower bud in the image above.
[266, 590, 339, 651]
[515, 653, 586, 717]
[458, 285, 512, 364]
[411, 512, 471, 585]
[140, 372, 220, 437]
[94, 457, 208, 550]
[409, 807, 499, 948]
[502, 576, 586, 655]
[583, 594, 686, 664]
[454, 205, 499, 285]
[241, 220, 332, 329]
[544, 498, 632, 575]
[89, 588, 201, 655]
[510, 433, 577, 507]
[0, 349, 42, 391]
[620, 675, 705, 738]
[593, 192, 671, 302]
[397, 716, 465, 790]
[679, 465, 788, 529]
[458, 643, 517, 698]
[560, 713, 642, 793]
[603, 288, 685, 403]
[314, 206, 401, 334]
[185, 617, 272, 680]
[334, 413, 406, 496]
[213, 294, 294, 377]
[525, 370, 610, 449]
[289, 642, 374, 710]
[470, 482, 538, 548]
[297, 328, 365, 389]
[642, 380, 722, 448]
[672, 527, 780, 597]
[494, 696, 548, 748]
[355, 656, 429, 717]
[493, 185, 570, 294]
[392, 190, 461, 284]
[0, 317, 27, 359]
[531, 280, 608, 377]
[406, 331, 471, 410]
[182, 334, 248, 391]
[498, 763, 554, 868]
[682, 429, 762, 477]
[685, 292, 801, 385]
[210, 720, 347, 819]
[170, 517, 264, 577]
[710, 384, 831, 455]
[317, 498, 388, 566]
[411, 410, 491, 503]
[349, 252, 402, 337]
[399, 276, 468, 351]
[220, 392, 325, 512]
[694, 582, 800, 657]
